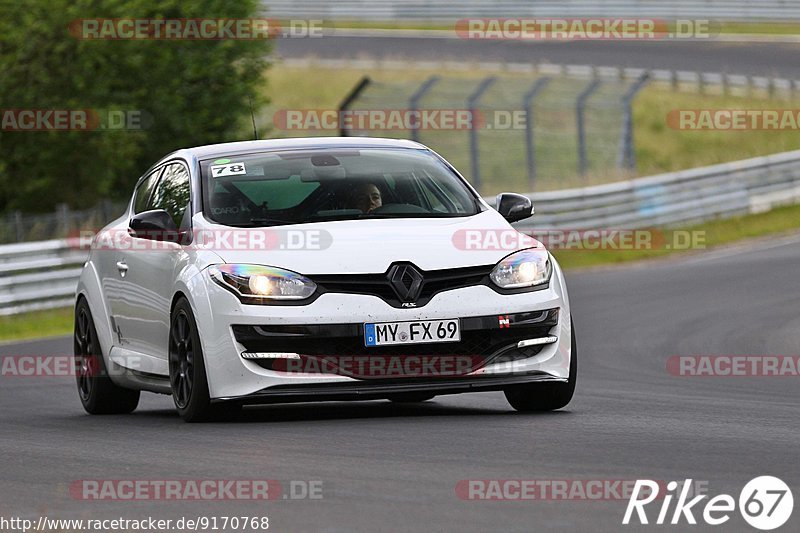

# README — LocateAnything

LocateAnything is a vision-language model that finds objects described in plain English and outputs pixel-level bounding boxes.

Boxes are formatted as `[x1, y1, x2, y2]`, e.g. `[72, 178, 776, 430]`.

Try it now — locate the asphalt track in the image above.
[1, 233, 798, 532]
[276, 35, 800, 78]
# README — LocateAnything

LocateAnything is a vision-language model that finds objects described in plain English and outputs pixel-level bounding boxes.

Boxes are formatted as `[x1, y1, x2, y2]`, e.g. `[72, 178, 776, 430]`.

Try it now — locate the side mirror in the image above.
[496, 193, 533, 223]
[129, 209, 179, 241]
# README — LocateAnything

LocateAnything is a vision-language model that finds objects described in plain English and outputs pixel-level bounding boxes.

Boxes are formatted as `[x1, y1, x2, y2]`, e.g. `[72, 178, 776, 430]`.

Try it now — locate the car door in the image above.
[114, 161, 192, 361]
[100, 166, 162, 353]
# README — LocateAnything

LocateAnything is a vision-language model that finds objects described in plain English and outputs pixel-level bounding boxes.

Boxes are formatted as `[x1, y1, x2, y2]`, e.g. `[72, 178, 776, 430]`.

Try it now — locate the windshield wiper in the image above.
[229, 217, 298, 227]
[355, 213, 459, 219]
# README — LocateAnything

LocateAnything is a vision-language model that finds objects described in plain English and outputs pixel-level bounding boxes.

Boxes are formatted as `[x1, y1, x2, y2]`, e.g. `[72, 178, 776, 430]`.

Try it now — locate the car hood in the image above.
[196, 210, 541, 274]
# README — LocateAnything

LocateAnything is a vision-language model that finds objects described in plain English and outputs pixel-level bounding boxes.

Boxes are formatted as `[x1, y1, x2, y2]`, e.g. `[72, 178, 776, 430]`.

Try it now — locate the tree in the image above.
[0, 0, 270, 212]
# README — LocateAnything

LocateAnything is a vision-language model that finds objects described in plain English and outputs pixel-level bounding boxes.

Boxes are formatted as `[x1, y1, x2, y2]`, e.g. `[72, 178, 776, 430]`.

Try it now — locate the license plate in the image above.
[364, 319, 461, 347]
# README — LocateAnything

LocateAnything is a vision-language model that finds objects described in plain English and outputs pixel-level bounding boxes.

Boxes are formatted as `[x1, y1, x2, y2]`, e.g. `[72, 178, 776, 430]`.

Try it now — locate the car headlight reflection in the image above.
[490, 249, 551, 289]
[209, 264, 316, 302]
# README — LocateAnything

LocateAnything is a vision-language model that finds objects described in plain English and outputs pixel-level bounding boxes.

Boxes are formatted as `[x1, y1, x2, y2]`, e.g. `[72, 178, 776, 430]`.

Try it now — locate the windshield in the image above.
[200, 148, 481, 226]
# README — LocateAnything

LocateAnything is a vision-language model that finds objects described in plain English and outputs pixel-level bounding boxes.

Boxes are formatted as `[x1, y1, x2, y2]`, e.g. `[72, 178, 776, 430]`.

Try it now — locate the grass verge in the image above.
[552, 202, 800, 269]
[0, 307, 73, 343]
[3, 204, 800, 342]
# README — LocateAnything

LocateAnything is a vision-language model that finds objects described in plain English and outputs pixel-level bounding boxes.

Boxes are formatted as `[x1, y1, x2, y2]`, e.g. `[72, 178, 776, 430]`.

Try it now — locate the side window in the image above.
[148, 163, 191, 228]
[132, 169, 162, 214]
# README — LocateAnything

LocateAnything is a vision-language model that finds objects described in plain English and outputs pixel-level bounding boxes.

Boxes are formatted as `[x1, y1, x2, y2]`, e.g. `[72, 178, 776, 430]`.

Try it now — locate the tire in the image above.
[504, 318, 577, 412]
[388, 393, 435, 403]
[169, 298, 239, 422]
[74, 298, 140, 414]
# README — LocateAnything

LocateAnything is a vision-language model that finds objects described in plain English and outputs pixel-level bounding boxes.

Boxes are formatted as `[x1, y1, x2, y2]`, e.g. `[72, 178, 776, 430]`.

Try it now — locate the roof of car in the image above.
[162, 137, 428, 163]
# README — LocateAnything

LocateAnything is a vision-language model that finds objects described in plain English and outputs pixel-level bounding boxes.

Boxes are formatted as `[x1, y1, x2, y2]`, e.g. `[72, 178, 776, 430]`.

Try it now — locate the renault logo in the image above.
[387, 264, 424, 302]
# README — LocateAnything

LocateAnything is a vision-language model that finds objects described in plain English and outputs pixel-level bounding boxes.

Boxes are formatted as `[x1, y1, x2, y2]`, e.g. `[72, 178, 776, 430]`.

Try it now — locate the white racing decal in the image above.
[210, 162, 246, 177]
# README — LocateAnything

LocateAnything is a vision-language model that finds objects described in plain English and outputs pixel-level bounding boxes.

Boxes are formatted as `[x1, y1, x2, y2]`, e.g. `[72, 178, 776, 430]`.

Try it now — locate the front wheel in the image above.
[169, 298, 239, 422]
[504, 319, 577, 412]
[74, 298, 140, 414]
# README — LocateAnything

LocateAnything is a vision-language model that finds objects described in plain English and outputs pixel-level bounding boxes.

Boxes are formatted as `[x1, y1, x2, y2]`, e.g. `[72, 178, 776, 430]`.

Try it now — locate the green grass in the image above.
[0, 307, 73, 343]
[633, 90, 800, 176]
[3, 203, 800, 342]
[708, 22, 800, 36]
[552, 202, 800, 269]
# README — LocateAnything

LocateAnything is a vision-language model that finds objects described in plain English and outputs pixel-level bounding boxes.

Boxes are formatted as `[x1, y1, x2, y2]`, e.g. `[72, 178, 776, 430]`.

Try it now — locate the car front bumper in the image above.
[192, 261, 573, 401]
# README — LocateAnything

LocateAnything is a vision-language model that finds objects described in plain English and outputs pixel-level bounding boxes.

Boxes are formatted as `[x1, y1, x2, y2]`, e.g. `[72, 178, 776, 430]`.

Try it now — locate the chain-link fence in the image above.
[338, 72, 649, 194]
[0, 201, 127, 244]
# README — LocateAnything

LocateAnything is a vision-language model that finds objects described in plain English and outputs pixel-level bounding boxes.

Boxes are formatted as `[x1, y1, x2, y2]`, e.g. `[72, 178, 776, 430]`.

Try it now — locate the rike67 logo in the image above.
[624, 476, 793, 530]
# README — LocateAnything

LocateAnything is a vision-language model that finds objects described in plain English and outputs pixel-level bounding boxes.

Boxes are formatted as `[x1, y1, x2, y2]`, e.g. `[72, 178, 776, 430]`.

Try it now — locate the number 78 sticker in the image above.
[210, 162, 246, 177]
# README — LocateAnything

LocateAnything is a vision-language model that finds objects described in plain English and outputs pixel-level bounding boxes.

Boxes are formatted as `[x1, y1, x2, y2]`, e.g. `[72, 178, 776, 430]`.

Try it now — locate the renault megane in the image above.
[75, 138, 576, 422]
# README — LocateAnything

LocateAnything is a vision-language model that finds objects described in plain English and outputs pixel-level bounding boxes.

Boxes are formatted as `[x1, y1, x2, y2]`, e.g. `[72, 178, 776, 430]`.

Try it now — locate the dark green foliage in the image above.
[0, 0, 270, 212]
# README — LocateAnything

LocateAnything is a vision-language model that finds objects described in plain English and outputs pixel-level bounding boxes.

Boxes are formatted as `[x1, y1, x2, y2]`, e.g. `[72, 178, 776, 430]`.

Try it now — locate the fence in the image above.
[262, 0, 800, 21]
[3, 148, 800, 316]
[0, 201, 126, 245]
[270, 58, 800, 195]
[275, 70, 649, 194]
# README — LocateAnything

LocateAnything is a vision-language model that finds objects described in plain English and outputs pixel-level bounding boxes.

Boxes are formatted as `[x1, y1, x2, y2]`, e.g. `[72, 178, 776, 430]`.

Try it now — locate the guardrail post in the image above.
[337, 76, 371, 137]
[617, 72, 650, 172]
[57, 203, 70, 237]
[522, 76, 552, 191]
[408, 75, 440, 142]
[13, 211, 23, 242]
[576, 78, 601, 177]
[467, 76, 497, 191]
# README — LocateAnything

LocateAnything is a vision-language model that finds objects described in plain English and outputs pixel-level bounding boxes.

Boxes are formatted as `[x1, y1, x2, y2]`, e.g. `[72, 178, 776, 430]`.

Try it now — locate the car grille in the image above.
[232, 308, 559, 378]
[308, 264, 495, 308]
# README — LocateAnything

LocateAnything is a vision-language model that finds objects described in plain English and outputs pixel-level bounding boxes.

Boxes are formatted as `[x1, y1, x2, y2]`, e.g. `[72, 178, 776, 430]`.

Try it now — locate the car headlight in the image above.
[490, 249, 551, 289]
[208, 264, 317, 302]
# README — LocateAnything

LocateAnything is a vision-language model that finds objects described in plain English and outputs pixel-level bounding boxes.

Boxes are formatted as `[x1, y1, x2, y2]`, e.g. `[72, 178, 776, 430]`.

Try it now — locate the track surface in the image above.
[1, 234, 798, 532]
[276, 35, 800, 78]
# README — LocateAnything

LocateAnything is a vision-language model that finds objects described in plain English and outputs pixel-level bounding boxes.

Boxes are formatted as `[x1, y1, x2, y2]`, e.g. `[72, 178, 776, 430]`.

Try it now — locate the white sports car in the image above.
[75, 138, 576, 422]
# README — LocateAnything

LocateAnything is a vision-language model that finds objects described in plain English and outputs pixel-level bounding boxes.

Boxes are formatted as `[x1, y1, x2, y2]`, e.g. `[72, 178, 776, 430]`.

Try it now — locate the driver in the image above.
[348, 182, 382, 213]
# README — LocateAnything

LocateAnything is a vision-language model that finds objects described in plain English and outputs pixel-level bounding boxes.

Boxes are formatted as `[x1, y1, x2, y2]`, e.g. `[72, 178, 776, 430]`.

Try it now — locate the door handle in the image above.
[116, 261, 129, 277]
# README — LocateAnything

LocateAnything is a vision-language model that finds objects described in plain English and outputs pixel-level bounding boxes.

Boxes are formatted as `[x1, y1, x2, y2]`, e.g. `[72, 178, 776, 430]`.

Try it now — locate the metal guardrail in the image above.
[512, 149, 800, 230]
[0, 239, 88, 316]
[2, 148, 800, 315]
[262, 0, 800, 21]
